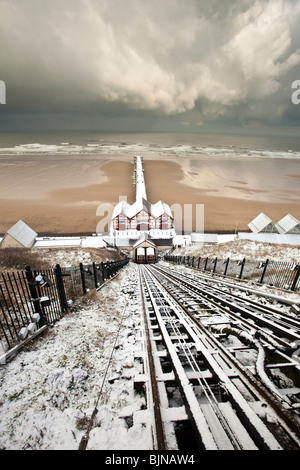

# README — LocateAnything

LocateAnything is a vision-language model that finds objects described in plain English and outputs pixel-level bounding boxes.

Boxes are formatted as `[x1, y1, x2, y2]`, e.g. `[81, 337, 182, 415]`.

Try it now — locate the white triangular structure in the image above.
[248, 213, 278, 234]
[275, 214, 300, 234]
[0, 220, 38, 248]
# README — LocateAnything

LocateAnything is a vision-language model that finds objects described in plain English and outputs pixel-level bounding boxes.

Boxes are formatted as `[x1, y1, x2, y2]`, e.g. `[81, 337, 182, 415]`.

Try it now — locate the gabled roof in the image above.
[5, 220, 38, 247]
[151, 200, 173, 218]
[275, 214, 300, 234]
[248, 213, 278, 234]
[112, 197, 173, 220]
[133, 235, 156, 249]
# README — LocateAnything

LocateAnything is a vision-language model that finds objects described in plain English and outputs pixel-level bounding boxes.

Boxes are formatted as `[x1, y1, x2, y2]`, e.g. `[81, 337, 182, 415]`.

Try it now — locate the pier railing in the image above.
[164, 255, 300, 293]
[0, 258, 129, 360]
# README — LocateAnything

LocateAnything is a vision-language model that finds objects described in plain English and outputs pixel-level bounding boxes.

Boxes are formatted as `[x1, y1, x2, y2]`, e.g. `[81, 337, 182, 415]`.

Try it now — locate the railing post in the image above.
[212, 257, 217, 273]
[197, 258, 201, 269]
[93, 262, 98, 288]
[79, 263, 86, 294]
[100, 262, 105, 282]
[204, 257, 208, 271]
[259, 259, 269, 284]
[25, 265, 46, 326]
[104, 262, 108, 281]
[238, 258, 246, 279]
[55, 264, 68, 312]
[223, 258, 230, 276]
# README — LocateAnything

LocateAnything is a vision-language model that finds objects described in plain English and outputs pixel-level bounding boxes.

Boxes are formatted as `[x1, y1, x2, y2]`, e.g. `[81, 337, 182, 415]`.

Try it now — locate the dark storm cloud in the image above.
[0, 0, 300, 129]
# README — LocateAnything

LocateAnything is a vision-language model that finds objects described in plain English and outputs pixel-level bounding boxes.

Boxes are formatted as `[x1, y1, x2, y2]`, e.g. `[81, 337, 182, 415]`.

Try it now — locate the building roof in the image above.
[248, 213, 278, 234]
[5, 220, 38, 247]
[112, 197, 173, 220]
[275, 214, 300, 234]
[133, 238, 157, 249]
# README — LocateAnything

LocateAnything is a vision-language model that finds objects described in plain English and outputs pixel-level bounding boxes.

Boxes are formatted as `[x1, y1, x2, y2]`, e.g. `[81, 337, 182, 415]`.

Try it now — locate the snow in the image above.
[33, 246, 121, 267]
[174, 238, 300, 263]
[0, 265, 153, 450]
[0, 239, 299, 450]
[34, 235, 106, 249]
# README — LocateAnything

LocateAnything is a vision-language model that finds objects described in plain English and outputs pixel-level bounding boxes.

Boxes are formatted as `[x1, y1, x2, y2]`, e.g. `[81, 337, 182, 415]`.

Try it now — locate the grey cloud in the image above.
[0, 0, 300, 127]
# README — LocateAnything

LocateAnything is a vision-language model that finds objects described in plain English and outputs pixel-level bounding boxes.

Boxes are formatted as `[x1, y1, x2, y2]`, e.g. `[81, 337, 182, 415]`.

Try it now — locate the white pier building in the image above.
[105, 156, 175, 248]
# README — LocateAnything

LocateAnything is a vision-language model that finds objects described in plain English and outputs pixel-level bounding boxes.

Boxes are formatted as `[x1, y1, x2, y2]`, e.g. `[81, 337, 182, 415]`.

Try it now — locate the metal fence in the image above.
[164, 255, 300, 292]
[0, 258, 129, 357]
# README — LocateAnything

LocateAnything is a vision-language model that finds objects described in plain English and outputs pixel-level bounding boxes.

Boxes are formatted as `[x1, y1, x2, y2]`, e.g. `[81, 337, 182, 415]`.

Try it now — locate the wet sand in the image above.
[0, 157, 299, 234]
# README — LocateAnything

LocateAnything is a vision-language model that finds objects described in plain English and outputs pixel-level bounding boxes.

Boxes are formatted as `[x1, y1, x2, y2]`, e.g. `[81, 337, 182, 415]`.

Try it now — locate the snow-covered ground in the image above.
[174, 239, 300, 263]
[0, 264, 153, 450]
[0, 239, 299, 450]
[36, 247, 123, 267]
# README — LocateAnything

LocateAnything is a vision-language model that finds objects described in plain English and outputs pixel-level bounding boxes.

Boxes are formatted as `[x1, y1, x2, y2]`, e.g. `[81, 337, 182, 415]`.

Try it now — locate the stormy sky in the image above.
[0, 0, 300, 133]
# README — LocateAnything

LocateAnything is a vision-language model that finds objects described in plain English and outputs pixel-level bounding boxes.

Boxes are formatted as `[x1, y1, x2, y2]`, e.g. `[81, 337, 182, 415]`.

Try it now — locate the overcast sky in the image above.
[0, 0, 300, 133]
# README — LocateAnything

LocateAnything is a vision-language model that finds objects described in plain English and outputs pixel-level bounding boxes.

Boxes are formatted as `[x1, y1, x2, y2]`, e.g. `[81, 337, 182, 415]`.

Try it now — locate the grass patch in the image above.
[0, 248, 51, 272]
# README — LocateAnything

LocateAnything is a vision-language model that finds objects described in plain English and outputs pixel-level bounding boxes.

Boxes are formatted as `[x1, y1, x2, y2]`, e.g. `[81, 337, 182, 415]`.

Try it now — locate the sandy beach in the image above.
[0, 156, 299, 234]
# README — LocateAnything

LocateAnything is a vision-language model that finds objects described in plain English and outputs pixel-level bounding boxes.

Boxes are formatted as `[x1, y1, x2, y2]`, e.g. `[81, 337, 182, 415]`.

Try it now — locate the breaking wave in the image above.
[0, 140, 299, 160]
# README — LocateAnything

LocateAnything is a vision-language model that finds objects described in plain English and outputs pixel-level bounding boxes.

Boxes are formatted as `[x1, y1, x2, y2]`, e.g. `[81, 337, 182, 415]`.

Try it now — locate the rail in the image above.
[137, 263, 300, 450]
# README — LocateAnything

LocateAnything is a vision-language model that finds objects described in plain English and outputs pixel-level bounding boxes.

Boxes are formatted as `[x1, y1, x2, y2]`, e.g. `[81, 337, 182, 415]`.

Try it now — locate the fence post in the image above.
[55, 264, 68, 312]
[212, 257, 217, 273]
[238, 258, 246, 279]
[79, 263, 86, 294]
[291, 264, 300, 291]
[25, 265, 46, 326]
[204, 257, 208, 271]
[259, 259, 269, 284]
[197, 258, 201, 269]
[223, 258, 230, 276]
[100, 262, 105, 283]
[93, 262, 99, 288]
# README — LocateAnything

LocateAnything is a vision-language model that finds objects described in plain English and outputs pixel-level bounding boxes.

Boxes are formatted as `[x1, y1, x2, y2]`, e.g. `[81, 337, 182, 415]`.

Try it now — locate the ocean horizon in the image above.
[0, 130, 300, 159]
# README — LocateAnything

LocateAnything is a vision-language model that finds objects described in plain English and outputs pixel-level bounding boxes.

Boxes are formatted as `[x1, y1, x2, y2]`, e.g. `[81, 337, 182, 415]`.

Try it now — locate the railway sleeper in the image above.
[141, 266, 300, 449]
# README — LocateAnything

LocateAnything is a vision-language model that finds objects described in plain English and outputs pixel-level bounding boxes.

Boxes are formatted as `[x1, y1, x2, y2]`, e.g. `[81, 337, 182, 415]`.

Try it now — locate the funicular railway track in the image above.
[156, 264, 300, 342]
[138, 263, 300, 450]
[153, 264, 300, 350]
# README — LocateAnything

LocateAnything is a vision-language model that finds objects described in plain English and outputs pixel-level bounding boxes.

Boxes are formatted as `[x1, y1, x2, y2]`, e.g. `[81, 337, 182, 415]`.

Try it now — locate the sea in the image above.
[0, 131, 299, 234]
[0, 131, 300, 160]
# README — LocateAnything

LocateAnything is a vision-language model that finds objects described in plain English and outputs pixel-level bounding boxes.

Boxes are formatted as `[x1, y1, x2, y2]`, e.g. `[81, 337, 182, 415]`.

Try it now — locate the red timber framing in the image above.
[113, 210, 174, 232]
